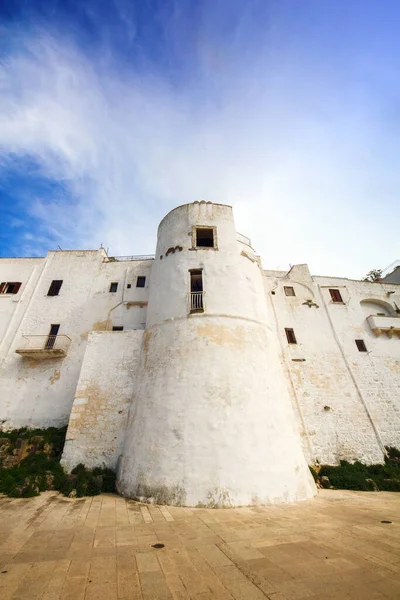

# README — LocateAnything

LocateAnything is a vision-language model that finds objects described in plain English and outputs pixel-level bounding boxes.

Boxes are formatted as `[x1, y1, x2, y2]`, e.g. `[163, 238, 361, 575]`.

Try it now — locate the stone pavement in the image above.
[0, 490, 399, 599]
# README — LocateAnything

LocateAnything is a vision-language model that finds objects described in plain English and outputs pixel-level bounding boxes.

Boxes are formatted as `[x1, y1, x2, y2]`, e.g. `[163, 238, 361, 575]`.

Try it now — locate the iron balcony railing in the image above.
[15, 334, 72, 356]
[108, 255, 155, 262]
[236, 232, 252, 247]
[188, 291, 205, 312]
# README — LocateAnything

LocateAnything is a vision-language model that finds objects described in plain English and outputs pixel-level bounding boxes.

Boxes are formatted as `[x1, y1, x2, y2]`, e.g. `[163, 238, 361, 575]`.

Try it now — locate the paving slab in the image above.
[0, 490, 399, 599]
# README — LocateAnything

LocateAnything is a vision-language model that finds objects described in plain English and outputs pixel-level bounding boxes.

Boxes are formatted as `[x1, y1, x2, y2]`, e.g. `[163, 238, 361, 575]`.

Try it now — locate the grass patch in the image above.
[0, 427, 116, 498]
[310, 448, 400, 492]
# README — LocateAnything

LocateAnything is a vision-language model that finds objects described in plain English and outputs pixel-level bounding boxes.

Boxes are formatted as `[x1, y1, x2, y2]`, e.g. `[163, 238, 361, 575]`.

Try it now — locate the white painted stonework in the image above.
[1, 200, 399, 506]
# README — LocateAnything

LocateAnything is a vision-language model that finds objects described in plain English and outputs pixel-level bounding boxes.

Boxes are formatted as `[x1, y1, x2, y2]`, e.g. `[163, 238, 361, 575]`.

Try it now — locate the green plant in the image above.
[0, 427, 117, 499]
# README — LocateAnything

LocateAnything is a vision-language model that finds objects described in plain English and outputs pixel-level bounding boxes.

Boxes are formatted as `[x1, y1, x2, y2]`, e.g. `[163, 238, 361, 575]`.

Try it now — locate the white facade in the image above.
[1, 200, 399, 506]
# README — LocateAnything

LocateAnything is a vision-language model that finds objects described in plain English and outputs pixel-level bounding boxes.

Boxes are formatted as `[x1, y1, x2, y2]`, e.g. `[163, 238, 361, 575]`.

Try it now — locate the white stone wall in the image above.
[0, 251, 152, 429]
[264, 264, 400, 465]
[1, 200, 399, 496]
[61, 330, 143, 472]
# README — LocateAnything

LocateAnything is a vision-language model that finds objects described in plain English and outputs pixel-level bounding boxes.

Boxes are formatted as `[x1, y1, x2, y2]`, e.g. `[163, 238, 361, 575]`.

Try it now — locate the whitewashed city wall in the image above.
[264, 264, 400, 465]
[61, 330, 143, 472]
[0, 250, 151, 429]
[0, 201, 399, 483]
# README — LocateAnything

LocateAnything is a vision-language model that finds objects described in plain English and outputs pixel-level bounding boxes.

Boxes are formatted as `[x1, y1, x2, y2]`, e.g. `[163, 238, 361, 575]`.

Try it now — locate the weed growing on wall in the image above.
[0, 427, 116, 498]
[310, 448, 400, 492]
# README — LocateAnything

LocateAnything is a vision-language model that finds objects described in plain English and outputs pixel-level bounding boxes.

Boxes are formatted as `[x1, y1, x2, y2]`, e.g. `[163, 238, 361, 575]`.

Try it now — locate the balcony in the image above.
[188, 291, 205, 313]
[367, 315, 400, 338]
[15, 335, 72, 358]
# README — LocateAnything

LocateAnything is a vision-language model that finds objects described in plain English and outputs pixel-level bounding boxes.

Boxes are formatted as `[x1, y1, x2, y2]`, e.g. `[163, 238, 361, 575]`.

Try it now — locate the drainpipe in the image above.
[317, 284, 387, 458]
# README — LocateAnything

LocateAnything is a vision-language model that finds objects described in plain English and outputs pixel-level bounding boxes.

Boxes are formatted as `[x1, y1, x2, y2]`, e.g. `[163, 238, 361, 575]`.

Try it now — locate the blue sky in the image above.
[0, 0, 399, 277]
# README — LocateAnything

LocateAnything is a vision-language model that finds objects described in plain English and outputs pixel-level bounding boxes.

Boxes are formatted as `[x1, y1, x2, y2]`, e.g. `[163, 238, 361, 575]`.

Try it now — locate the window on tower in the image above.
[189, 269, 204, 313]
[194, 227, 216, 249]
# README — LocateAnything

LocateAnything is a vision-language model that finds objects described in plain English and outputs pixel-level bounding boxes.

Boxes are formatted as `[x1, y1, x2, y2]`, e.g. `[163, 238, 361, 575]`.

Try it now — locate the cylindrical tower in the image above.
[118, 201, 316, 506]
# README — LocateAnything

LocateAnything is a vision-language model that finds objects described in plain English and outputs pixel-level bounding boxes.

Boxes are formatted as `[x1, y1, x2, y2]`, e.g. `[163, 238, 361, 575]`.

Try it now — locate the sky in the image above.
[0, 0, 399, 278]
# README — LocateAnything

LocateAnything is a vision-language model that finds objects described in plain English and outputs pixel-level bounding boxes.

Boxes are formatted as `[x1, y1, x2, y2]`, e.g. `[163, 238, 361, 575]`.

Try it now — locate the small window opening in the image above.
[285, 328, 297, 344]
[127, 283, 132, 289]
[284, 286, 295, 297]
[355, 339, 367, 352]
[190, 269, 203, 312]
[45, 324, 60, 349]
[196, 228, 214, 248]
[112, 326, 124, 331]
[329, 289, 343, 303]
[47, 280, 63, 296]
[136, 276, 146, 288]
[109, 282, 118, 293]
[1, 282, 22, 294]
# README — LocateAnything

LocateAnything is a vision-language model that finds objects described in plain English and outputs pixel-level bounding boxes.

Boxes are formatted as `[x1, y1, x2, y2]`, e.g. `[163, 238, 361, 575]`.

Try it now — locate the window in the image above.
[189, 269, 204, 312]
[127, 284, 132, 289]
[195, 228, 214, 248]
[285, 328, 297, 344]
[45, 324, 60, 349]
[47, 280, 63, 296]
[284, 286, 295, 297]
[329, 289, 343, 303]
[355, 339, 367, 352]
[109, 282, 118, 293]
[136, 276, 146, 288]
[0, 282, 21, 294]
[112, 326, 124, 331]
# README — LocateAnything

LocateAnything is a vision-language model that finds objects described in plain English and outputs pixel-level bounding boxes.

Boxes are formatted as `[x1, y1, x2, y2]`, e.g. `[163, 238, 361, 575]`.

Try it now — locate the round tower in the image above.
[118, 201, 316, 506]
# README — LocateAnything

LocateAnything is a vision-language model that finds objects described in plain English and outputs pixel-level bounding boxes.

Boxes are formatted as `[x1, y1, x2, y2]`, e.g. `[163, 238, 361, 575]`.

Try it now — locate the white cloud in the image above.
[0, 23, 399, 277]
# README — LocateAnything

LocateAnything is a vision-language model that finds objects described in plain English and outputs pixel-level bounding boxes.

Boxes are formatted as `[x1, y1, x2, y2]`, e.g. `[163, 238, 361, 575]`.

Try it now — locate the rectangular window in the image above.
[355, 339, 367, 352]
[127, 284, 132, 289]
[109, 282, 118, 293]
[45, 324, 60, 349]
[284, 286, 295, 297]
[0, 282, 22, 294]
[285, 328, 297, 344]
[47, 280, 63, 296]
[195, 228, 214, 248]
[112, 326, 124, 331]
[329, 289, 343, 303]
[136, 276, 146, 288]
[189, 269, 204, 312]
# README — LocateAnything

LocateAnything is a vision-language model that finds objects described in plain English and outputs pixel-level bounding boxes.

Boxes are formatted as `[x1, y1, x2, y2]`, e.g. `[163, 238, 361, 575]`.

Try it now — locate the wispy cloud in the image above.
[1, 2, 400, 277]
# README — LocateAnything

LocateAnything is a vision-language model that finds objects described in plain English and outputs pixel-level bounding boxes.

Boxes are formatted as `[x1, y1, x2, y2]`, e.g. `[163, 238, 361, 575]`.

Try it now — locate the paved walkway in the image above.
[0, 490, 399, 599]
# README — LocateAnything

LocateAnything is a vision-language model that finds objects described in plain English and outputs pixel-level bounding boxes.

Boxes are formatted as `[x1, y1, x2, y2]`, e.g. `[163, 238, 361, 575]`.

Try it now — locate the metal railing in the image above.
[188, 291, 205, 312]
[16, 335, 72, 353]
[236, 232, 252, 247]
[108, 255, 155, 262]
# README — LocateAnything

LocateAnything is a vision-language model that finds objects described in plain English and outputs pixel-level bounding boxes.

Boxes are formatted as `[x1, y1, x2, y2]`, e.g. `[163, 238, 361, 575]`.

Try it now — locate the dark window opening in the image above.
[112, 326, 124, 331]
[196, 228, 214, 248]
[285, 328, 297, 344]
[136, 276, 146, 288]
[190, 269, 203, 311]
[0, 282, 22, 294]
[45, 324, 60, 349]
[127, 283, 132, 289]
[355, 339, 367, 352]
[47, 280, 63, 296]
[284, 286, 295, 297]
[329, 289, 343, 303]
[109, 282, 118, 293]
